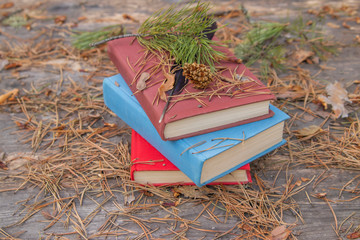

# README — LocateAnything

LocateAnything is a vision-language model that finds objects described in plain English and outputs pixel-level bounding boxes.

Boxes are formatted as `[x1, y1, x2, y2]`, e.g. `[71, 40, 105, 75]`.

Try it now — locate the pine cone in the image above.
[182, 63, 213, 89]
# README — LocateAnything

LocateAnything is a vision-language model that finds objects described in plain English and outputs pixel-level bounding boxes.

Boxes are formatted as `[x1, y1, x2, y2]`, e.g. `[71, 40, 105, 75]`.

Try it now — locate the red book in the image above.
[130, 130, 252, 186]
[107, 37, 275, 141]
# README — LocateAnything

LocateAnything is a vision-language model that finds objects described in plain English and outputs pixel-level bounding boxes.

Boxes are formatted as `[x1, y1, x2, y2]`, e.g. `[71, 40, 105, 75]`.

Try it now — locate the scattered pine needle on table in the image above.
[0, 1, 359, 239]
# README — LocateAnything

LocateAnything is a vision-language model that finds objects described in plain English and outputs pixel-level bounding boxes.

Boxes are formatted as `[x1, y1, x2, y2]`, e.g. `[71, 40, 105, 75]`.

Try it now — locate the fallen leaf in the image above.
[315, 192, 327, 198]
[238, 223, 252, 231]
[342, 21, 352, 29]
[14, 121, 29, 129]
[173, 191, 180, 198]
[173, 186, 209, 199]
[276, 91, 305, 100]
[295, 180, 302, 186]
[275, 86, 306, 100]
[136, 72, 150, 91]
[8, 158, 27, 171]
[287, 49, 314, 67]
[158, 72, 175, 102]
[347, 231, 360, 239]
[270, 225, 291, 240]
[0, 2, 14, 9]
[317, 95, 328, 109]
[142, 190, 154, 197]
[318, 81, 351, 118]
[301, 177, 310, 182]
[322, 5, 334, 14]
[54, 15, 66, 24]
[303, 114, 315, 122]
[327, 22, 340, 29]
[0, 161, 8, 170]
[4, 62, 21, 70]
[77, 16, 87, 21]
[124, 194, 135, 205]
[26, 23, 31, 31]
[0, 59, 9, 71]
[295, 125, 321, 137]
[72, 62, 82, 72]
[354, 35, 360, 44]
[0, 89, 19, 104]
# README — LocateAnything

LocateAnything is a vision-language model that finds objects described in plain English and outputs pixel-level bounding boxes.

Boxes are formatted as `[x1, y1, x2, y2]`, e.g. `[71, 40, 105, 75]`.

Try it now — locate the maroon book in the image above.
[131, 130, 252, 186]
[107, 37, 275, 141]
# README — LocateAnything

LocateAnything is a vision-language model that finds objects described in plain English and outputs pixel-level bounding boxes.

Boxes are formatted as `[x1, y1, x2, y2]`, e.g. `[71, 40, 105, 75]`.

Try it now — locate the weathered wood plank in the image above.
[1, 0, 360, 239]
[1, 169, 359, 239]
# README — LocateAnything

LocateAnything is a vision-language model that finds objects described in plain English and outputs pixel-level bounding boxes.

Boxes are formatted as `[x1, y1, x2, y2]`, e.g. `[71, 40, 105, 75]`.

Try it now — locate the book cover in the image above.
[103, 74, 289, 187]
[107, 37, 275, 140]
[131, 129, 252, 186]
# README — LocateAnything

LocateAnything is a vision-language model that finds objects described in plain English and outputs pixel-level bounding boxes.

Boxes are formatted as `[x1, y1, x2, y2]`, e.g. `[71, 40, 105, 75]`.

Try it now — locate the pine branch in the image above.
[88, 1, 224, 70]
[137, 1, 224, 70]
[89, 33, 145, 47]
[73, 25, 125, 50]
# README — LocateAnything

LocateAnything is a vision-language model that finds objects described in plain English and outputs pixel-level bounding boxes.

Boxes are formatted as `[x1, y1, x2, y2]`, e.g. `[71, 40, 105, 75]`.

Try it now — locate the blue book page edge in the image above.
[201, 139, 287, 185]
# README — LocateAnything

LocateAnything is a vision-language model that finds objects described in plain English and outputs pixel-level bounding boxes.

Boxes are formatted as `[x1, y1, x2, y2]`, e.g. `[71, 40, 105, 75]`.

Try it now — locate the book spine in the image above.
[107, 40, 167, 140]
[130, 132, 137, 181]
[103, 75, 204, 185]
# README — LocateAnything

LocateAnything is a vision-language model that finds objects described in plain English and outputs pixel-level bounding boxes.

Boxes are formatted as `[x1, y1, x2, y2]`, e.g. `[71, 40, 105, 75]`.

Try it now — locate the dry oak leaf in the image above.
[238, 223, 252, 232]
[342, 21, 352, 29]
[295, 125, 321, 137]
[158, 72, 175, 102]
[318, 81, 351, 118]
[301, 177, 310, 182]
[315, 192, 327, 198]
[77, 16, 87, 21]
[8, 158, 28, 171]
[0, 59, 9, 71]
[136, 72, 150, 91]
[4, 62, 21, 70]
[0, 161, 8, 170]
[275, 85, 306, 100]
[347, 231, 360, 239]
[0, 2, 14, 9]
[0, 89, 19, 104]
[287, 49, 314, 67]
[173, 186, 209, 199]
[54, 15, 66, 24]
[270, 225, 291, 240]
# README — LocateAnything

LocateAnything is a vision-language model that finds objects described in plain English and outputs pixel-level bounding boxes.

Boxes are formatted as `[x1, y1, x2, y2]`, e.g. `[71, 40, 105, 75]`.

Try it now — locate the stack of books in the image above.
[103, 37, 289, 187]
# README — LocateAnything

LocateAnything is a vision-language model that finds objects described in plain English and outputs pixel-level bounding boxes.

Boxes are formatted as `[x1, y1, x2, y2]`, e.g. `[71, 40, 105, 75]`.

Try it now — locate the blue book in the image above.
[103, 74, 289, 187]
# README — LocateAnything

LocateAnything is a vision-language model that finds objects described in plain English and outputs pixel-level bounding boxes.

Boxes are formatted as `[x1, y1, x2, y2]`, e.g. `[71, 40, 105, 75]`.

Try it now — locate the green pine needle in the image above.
[72, 25, 125, 50]
[137, 1, 224, 71]
[235, 16, 336, 78]
[235, 22, 287, 78]
[2, 14, 28, 28]
[286, 15, 337, 60]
